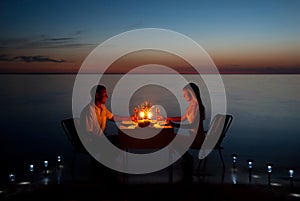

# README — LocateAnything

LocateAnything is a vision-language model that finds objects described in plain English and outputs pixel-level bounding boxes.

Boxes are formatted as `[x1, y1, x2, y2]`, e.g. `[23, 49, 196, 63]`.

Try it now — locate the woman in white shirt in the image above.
[166, 82, 206, 147]
[166, 82, 206, 182]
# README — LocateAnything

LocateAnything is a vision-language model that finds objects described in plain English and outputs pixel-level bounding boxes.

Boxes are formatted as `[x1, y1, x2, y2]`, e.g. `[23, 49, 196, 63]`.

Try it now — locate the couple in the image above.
[80, 82, 206, 182]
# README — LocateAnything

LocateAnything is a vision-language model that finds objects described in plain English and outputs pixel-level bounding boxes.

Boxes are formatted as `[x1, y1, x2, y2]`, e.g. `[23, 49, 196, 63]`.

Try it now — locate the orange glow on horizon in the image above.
[0, 48, 299, 74]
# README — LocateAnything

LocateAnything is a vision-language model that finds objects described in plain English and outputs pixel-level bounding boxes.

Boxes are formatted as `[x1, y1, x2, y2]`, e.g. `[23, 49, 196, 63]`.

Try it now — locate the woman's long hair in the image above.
[183, 82, 206, 120]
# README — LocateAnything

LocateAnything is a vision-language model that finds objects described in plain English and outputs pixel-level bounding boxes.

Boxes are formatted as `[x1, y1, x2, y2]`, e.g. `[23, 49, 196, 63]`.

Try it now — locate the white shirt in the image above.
[80, 102, 113, 136]
[184, 100, 199, 134]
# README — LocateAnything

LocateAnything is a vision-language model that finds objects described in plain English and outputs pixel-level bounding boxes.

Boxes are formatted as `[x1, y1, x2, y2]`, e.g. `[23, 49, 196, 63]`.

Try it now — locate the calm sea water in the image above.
[0, 74, 300, 183]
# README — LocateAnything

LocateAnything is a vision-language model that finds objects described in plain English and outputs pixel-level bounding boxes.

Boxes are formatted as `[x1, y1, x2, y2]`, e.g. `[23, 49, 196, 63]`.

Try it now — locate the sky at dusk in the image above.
[0, 0, 299, 74]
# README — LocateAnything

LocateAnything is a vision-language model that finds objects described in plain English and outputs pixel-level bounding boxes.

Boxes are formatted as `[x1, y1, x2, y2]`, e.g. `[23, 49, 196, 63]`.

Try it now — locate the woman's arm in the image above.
[166, 113, 187, 122]
[169, 120, 196, 129]
[166, 116, 182, 122]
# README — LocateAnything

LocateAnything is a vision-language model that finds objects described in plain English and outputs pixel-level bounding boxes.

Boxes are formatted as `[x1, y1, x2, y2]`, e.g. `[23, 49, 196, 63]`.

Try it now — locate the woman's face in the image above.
[183, 89, 192, 102]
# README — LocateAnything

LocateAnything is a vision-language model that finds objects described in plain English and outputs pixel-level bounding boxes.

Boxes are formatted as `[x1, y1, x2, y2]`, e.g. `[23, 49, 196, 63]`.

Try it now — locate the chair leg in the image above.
[71, 152, 76, 180]
[218, 149, 225, 170]
[203, 157, 207, 171]
[122, 149, 128, 183]
[197, 159, 203, 176]
[197, 157, 207, 175]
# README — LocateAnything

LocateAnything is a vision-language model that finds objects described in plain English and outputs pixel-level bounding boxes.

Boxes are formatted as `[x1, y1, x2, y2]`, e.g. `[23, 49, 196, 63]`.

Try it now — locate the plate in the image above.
[122, 121, 137, 125]
[157, 121, 168, 126]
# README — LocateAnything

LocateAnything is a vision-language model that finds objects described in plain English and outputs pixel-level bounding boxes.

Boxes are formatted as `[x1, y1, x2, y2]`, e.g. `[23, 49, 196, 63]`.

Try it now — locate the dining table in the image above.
[117, 120, 175, 183]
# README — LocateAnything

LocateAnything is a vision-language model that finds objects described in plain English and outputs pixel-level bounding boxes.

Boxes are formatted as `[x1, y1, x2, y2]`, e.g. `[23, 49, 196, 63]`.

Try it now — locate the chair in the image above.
[61, 118, 90, 179]
[197, 114, 233, 172]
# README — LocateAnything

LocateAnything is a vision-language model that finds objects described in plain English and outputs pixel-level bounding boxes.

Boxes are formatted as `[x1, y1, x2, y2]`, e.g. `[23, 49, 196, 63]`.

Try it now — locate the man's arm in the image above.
[108, 114, 136, 122]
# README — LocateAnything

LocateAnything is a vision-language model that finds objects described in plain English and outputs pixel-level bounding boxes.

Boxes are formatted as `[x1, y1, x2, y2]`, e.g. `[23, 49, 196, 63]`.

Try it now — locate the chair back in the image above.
[61, 118, 88, 154]
[206, 114, 233, 149]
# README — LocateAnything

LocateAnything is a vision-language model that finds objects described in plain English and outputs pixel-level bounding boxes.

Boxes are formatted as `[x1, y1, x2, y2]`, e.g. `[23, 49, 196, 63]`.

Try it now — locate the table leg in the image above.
[122, 148, 128, 183]
[168, 148, 173, 183]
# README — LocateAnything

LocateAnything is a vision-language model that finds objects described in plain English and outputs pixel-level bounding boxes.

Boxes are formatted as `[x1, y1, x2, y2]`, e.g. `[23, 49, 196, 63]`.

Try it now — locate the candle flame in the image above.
[148, 112, 152, 119]
[137, 100, 153, 120]
[140, 111, 145, 118]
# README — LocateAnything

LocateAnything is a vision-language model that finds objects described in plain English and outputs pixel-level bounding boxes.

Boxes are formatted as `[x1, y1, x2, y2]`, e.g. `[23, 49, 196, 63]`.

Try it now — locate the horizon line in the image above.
[1, 72, 300, 75]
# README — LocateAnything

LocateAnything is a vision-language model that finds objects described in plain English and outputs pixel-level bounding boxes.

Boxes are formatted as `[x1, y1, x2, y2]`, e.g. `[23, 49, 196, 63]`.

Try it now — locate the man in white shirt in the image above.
[80, 84, 133, 183]
[80, 84, 133, 145]
[80, 85, 113, 137]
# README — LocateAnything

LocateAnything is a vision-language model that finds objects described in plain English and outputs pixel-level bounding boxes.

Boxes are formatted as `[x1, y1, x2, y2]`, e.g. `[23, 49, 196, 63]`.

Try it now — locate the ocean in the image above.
[0, 74, 300, 186]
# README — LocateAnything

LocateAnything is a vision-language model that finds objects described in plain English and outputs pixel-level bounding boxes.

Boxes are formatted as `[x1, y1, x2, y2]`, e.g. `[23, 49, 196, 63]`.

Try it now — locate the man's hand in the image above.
[130, 115, 138, 122]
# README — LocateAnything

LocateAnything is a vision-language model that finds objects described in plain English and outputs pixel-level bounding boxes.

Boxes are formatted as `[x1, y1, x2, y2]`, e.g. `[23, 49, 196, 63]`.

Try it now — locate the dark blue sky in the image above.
[0, 0, 299, 73]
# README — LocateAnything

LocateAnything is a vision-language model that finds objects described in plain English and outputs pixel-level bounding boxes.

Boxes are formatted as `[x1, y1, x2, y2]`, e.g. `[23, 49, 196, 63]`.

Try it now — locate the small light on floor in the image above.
[266, 163, 273, 173]
[57, 155, 61, 162]
[232, 153, 238, 168]
[44, 160, 49, 175]
[9, 173, 16, 182]
[289, 169, 294, 188]
[247, 159, 253, 183]
[57, 155, 63, 169]
[266, 162, 273, 186]
[44, 160, 48, 168]
[247, 160, 253, 169]
[29, 164, 34, 172]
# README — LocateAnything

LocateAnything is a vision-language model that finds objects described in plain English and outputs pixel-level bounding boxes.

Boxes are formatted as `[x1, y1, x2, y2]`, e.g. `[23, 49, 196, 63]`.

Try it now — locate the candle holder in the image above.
[138, 119, 151, 128]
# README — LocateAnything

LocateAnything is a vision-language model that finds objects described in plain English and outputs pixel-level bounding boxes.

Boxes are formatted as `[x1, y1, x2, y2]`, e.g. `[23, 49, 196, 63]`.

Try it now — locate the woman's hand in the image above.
[156, 115, 165, 121]
[165, 118, 172, 125]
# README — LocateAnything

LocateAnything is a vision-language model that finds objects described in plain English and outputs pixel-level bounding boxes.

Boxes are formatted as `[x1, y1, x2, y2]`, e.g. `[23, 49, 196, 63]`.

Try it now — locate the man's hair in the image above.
[90, 84, 106, 100]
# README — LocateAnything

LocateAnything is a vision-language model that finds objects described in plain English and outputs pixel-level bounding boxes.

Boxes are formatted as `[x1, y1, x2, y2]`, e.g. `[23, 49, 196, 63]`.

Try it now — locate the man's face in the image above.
[96, 89, 108, 104]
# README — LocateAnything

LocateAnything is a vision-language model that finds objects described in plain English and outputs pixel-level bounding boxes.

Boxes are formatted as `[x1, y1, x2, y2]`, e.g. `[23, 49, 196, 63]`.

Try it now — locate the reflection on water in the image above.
[0, 74, 300, 187]
[231, 168, 238, 184]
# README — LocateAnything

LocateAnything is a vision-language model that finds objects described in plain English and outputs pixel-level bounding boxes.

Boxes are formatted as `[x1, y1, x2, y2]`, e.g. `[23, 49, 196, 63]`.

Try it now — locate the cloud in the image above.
[0, 54, 65, 63]
[0, 31, 95, 49]
[122, 21, 143, 29]
[0, 54, 12, 61]
[220, 65, 300, 74]
[74, 30, 85, 35]
[43, 37, 74, 41]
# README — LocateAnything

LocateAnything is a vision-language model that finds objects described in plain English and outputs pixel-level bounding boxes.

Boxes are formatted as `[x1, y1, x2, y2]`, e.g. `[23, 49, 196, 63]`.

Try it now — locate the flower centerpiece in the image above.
[136, 100, 153, 127]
